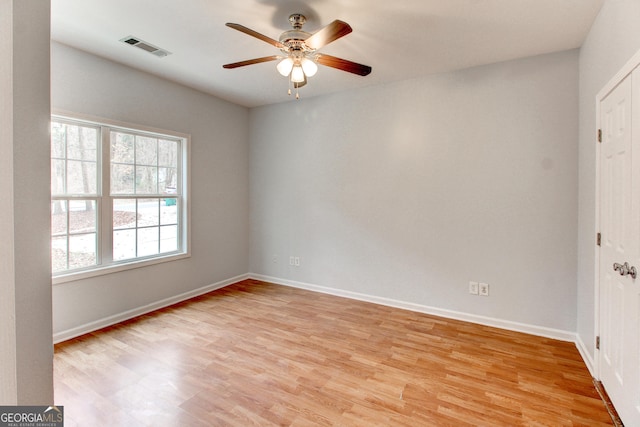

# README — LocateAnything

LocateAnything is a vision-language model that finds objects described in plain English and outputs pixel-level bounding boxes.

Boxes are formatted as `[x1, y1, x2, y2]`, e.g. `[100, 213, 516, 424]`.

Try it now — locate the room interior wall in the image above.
[20, 0, 640, 403]
[0, 0, 53, 404]
[249, 50, 579, 334]
[577, 0, 640, 367]
[0, 0, 17, 403]
[50, 42, 250, 337]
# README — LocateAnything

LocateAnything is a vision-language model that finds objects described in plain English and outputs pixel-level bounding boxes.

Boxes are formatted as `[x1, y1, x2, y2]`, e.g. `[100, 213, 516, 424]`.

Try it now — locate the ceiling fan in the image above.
[223, 14, 372, 99]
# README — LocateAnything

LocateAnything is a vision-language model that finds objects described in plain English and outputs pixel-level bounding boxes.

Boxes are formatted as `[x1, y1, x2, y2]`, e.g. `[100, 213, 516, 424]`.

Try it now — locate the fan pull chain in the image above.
[287, 73, 300, 99]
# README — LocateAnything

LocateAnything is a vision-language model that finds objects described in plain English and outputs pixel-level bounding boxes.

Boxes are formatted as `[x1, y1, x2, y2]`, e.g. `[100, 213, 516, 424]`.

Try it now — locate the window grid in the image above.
[111, 197, 180, 262]
[51, 119, 99, 197]
[51, 116, 187, 278]
[51, 120, 101, 273]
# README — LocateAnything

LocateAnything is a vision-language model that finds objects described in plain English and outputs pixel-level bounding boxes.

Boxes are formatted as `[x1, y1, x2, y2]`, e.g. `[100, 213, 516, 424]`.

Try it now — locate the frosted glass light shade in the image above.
[300, 58, 318, 77]
[277, 58, 294, 76]
[291, 65, 305, 83]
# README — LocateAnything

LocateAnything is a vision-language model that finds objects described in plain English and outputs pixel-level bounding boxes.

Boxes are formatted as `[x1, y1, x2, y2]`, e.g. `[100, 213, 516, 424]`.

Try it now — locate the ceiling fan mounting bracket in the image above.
[288, 14, 306, 30]
[279, 14, 312, 47]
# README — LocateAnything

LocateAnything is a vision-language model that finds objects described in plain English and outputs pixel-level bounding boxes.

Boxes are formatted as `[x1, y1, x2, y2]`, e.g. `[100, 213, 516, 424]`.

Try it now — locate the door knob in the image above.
[613, 262, 637, 279]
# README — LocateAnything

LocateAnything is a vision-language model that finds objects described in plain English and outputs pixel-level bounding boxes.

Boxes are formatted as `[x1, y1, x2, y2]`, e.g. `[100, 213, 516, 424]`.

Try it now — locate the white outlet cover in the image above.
[469, 281, 479, 295]
[479, 283, 489, 296]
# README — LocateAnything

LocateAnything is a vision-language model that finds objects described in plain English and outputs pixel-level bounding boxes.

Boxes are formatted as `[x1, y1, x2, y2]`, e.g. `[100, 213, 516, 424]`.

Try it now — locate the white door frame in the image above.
[594, 48, 640, 379]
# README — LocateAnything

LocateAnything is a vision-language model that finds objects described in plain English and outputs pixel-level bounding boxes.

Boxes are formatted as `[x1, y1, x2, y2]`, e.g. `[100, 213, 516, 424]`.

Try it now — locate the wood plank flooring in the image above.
[54, 279, 613, 426]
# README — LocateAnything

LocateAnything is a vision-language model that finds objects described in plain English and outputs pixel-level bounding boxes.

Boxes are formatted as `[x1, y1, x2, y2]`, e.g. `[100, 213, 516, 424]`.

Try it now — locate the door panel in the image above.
[599, 68, 640, 425]
[629, 67, 640, 420]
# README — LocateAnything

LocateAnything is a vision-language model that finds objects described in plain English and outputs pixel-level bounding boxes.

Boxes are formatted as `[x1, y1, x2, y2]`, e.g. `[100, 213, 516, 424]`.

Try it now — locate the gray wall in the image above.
[51, 42, 250, 336]
[0, 0, 52, 404]
[577, 0, 640, 363]
[250, 50, 579, 332]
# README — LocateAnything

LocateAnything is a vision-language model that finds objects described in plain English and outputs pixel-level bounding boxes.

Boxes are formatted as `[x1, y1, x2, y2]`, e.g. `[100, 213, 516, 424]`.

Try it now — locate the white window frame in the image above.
[52, 111, 191, 285]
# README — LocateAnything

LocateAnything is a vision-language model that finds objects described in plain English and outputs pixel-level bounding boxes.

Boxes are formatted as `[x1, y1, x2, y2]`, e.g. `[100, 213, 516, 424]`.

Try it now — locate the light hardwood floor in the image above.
[54, 279, 613, 426]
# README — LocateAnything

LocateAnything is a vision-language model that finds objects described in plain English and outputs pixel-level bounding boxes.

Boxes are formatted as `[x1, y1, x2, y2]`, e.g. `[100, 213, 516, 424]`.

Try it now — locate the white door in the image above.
[598, 68, 640, 425]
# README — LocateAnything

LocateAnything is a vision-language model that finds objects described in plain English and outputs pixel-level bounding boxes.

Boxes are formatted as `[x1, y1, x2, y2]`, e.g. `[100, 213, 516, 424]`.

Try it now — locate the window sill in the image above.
[52, 252, 191, 285]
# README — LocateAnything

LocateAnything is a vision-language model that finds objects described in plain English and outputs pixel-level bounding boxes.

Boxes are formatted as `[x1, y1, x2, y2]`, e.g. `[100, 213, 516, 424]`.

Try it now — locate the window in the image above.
[51, 115, 189, 281]
[51, 120, 100, 272]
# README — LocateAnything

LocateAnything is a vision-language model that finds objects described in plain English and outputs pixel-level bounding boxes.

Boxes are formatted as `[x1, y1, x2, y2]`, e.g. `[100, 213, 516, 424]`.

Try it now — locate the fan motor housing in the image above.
[279, 29, 311, 45]
[279, 14, 312, 48]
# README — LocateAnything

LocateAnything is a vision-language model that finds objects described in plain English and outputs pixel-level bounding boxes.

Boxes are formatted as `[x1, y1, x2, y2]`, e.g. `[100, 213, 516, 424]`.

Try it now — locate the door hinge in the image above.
[597, 232, 601, 246]
[596, 335, 600, 350]
[597, 129, 602, 143]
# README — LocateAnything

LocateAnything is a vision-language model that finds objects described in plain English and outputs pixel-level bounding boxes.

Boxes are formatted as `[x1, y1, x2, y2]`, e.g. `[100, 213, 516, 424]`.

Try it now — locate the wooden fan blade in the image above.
[304, 20, 352, 50]
[316, 54, 372, 76]
[226, 23, 285, 49]
[223, 55, 280, 69]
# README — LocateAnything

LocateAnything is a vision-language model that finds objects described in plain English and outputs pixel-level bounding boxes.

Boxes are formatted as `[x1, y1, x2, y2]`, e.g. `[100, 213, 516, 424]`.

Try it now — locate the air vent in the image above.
[119, 36, 171, 58]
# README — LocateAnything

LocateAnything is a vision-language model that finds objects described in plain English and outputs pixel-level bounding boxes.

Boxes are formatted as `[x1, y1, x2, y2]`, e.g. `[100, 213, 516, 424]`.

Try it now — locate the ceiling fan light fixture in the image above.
[300, 57, 318, 77]
[291, 65, 305, 83]
[277, 57, 294, 76]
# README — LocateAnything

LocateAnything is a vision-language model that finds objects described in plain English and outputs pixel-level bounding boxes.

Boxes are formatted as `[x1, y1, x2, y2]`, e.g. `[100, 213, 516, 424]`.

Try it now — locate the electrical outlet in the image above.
[294, 257, 300, 266]
[469, 281, 479, 295]
[289, 256, 295, 266]
[272, 255, 278, 264]
[479, 283, 489, 296]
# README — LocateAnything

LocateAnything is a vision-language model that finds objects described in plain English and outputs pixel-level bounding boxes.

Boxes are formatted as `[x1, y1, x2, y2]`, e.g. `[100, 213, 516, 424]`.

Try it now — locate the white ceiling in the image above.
[51, 0, 603, 108]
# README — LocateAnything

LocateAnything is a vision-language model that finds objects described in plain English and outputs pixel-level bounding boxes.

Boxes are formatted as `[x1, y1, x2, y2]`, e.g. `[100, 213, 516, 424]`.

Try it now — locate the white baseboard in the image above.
[576, 333, 597, 378]
[54, 272, 583, 366]
[53, 273, 250, 344]
[250, 273, 577, 343]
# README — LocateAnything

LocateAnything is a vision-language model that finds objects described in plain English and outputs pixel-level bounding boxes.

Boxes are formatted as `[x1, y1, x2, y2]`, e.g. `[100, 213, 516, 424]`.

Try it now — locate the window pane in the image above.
[51, 200, 68, 235]
[135, 136, 158, 166]
[111, 132, 134, 164]
[69, 200, 96, 234]
[69, 233, 96, 269]
[111, 164, 135, 194]
[160, 225, 177, 253]
[138, 227, 159, 257]
[160, 199, 177, 225]
[51, 159, 66, 195]
[67, 160, 97, 195]
[113, 229, 136, 261]
[51, 123, 66, 158]
[51, 119, 102, 275]
[81, 127, 98, 160]
[64, 125, 79, 158]
[113, 199, 137, 230]
[135, 166, 158, 194]
[137, 199, 159, 227]
[158, 139, 178, 167]
[159, 167, 178, 192]
[52, 236, 67, 273]
[51, 121, 99, 198]
[67, 126, 97, 161]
